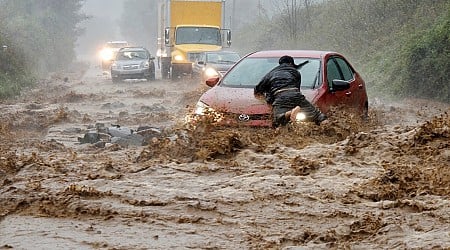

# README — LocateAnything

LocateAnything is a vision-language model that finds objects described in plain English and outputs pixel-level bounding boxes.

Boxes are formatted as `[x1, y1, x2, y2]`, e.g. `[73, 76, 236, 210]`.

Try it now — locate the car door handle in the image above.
[346, 91, 352, 96]
[358, 84, 363, 89]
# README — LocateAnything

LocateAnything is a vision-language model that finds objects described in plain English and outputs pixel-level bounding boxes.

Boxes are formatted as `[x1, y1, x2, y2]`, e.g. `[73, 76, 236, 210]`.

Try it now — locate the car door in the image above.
[333, 57, 364, 108]
[323, 56, 359, 110]
[334, 57, 367, 111]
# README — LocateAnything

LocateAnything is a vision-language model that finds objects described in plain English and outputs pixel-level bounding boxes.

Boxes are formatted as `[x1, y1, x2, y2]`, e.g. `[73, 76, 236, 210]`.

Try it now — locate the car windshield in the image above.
[207, 53, 240, 64]
[116, 51, 148, 60]
[176, 27, 221, 45]
[107, 42, 128, 48]
[221, 57, 321, 89]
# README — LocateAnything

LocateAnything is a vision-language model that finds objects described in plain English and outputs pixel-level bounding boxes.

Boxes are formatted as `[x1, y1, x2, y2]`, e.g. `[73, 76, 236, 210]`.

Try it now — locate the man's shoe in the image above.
[289, 106, 301, 122]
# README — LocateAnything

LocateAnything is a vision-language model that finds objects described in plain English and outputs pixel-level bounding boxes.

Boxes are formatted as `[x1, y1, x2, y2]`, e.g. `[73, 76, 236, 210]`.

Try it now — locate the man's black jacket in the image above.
[254, 63, 301, 104]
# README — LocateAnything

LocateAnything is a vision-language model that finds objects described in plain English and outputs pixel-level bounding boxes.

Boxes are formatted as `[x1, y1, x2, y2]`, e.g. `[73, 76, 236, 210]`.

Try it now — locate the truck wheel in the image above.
[161, 62, 170, 79]
[171, 67, 182, 81]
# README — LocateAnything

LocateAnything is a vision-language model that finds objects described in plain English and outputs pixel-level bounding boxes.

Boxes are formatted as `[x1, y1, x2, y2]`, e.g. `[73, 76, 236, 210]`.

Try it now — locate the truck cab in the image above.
[158, 0, 231, 80]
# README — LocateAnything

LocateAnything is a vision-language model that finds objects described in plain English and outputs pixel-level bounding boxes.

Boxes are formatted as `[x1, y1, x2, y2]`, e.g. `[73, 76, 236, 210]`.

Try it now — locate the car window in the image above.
[116, 51, 148, 60]
[334, 57, 354, 81]
[207, 54, 219, 63]
[221, 57, 319, 88]
[207, 53, 240, 64]
[295, 59, 320, 89]
[326, 59, 342, 86]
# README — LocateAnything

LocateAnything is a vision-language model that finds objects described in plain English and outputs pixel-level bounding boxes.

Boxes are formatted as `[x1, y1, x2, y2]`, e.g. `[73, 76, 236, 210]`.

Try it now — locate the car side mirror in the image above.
[205, 77, 220, 87]
[164, 28, 170, 45]
[331, 79, 350, 91]
[149, 56, 155, 60]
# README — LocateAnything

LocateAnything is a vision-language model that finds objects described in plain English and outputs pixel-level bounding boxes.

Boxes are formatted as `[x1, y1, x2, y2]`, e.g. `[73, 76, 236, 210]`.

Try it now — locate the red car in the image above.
[193, 50, 368, 127]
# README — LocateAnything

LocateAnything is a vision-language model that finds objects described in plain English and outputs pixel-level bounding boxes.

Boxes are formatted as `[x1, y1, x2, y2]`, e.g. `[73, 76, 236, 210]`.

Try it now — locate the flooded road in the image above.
[0, 66, 449, 249]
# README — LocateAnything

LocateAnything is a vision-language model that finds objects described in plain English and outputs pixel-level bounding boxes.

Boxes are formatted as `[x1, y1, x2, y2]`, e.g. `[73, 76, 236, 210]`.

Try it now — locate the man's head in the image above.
[279, 55, 295, 65]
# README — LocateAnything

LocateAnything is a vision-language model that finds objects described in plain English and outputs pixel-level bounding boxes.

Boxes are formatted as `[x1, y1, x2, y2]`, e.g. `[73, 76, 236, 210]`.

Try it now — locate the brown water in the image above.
[0, 67, 449, 249]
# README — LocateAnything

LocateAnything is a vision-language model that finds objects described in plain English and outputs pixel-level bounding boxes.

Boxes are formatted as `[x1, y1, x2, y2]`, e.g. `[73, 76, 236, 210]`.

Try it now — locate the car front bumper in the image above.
[111, 68, 151, 79]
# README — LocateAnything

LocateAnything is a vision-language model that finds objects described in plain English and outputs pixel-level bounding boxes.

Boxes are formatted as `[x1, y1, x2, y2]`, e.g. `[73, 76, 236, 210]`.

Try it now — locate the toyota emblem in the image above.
[238, 114, 250, 121]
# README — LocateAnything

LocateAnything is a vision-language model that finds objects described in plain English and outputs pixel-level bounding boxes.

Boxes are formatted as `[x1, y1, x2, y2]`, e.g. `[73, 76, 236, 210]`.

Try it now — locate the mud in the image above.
[0, 67, 449, 249]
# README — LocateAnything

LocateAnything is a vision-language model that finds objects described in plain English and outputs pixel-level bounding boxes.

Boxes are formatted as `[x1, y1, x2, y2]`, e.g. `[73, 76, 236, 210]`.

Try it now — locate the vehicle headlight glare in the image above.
[295, 112, 306, 122]
[194, 101, 208, 115]
[204, 67, 218, 78]
[174, 55, 183, 61]
[100, 49, 113, 61]
[194, 101, 223, 122]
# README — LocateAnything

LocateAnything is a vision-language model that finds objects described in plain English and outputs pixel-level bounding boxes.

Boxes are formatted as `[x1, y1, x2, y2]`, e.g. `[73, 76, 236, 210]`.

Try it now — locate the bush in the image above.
[402, 11, 450, 102]
[233, 0, 450, 103]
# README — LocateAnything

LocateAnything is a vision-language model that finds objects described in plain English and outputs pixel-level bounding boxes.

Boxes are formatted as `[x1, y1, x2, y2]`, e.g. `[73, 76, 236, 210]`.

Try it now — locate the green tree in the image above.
[0, 0, 87, 75]
[233, 0, 450, 103]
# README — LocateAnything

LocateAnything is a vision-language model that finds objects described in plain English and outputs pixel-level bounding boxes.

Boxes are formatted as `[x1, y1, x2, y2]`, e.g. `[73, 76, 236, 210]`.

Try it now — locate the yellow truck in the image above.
[157, 0, 231, 79]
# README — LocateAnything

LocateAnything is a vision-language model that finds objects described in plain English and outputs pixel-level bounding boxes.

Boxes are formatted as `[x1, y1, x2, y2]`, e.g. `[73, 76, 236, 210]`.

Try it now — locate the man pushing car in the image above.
[254, 55, 328, 128]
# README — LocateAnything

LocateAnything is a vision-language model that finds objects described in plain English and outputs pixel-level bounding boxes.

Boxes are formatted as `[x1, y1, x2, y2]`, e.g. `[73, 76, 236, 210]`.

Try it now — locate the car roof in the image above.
[108, 41, 128, 44]
[118, 47, 147, 52]
[205, 50, 239, 54]
[246, 50, 339, 59]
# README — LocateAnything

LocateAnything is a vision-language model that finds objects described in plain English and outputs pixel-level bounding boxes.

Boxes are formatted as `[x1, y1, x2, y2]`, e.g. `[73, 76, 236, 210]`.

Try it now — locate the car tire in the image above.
[112, 77, 121, 83]
[147, 64, 156, 81]
[361, 104, 369, 121]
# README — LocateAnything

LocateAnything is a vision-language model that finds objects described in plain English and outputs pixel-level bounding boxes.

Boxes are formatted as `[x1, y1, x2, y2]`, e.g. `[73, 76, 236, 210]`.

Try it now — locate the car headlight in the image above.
[100, 48, 113, 61]
[295, 112, 307, 122]
[194, 101, 210, 115]
[142, 61, 150, 69]
[174, 54, 184, 61]
[194, 101, 223, 122]
[204, 67, 218, 78]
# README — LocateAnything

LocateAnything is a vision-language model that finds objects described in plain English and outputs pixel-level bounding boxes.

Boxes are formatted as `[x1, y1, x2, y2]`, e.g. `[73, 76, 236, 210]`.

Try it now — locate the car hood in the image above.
[206, 63, 235, 71]
[200, 85, 316, 115]
[175, 44, 221, 54]
[115, 59, 147, 65]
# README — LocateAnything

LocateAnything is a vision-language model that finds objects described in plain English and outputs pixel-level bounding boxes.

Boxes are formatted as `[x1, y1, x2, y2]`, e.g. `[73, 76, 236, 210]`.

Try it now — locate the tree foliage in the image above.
[0, 0, 87, 75]
[233, 0, 450, 102]
[0, 0, 87, 99]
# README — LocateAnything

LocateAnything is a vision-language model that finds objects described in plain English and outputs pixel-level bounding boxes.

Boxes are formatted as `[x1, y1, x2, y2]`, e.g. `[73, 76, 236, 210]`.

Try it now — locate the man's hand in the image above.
[254, 92, 264, 99]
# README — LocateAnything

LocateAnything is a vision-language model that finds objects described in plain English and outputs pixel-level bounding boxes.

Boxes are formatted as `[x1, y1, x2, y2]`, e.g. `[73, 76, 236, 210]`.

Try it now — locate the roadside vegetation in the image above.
[233, 0, 450, 102]
[0, 0, 86, 99]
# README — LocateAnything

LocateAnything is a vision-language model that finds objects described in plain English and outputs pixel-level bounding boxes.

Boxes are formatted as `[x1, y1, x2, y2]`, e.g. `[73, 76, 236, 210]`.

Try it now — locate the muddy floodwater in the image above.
[0, 66, 449, 249]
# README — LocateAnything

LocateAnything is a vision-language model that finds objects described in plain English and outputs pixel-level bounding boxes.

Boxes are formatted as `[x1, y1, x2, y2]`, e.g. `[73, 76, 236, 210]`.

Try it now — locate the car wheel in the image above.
[148, 63, 156, 81]
[361, 103, 369, 121]
[112, 77, 121, 83]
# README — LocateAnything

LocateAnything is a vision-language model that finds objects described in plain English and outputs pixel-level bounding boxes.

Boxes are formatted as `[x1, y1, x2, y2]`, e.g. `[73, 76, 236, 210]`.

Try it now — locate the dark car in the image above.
[110, 47, 156, 83]
[192, 50, 241, 83]
[192, 50, 368, 127]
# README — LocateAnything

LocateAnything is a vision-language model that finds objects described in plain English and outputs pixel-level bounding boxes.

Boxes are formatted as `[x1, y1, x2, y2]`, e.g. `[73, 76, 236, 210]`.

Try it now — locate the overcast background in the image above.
[76, 0, 276, 62]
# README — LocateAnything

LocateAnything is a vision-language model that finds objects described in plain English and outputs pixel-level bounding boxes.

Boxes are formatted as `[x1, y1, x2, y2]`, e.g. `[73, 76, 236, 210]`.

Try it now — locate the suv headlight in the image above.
[100, 48, 113, 61]
[142, 61, 150, 69]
